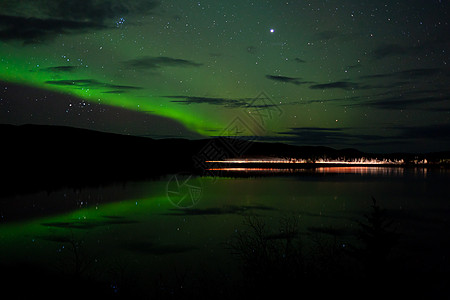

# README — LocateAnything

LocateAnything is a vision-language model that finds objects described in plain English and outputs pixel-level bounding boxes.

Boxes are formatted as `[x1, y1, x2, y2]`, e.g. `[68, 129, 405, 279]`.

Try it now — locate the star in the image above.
[270, 28, 275, 33]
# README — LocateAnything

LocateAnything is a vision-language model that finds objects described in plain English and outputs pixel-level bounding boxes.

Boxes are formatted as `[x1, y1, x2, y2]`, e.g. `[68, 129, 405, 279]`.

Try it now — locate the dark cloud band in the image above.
[265, 75, 310, 86]
[45, 79, 142, 92]
[0, 0, 160, 43]
[124, 56, 203, 70]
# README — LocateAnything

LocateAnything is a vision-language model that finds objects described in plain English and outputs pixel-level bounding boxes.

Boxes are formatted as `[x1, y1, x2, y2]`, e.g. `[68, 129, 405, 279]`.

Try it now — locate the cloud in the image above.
[39, 66, 79, 73]
[355, 68, 450, 110]
[265, 75, 310, 86]
[360, 68, 445, 80]
[0, 0, 160, 43]
[294, 58, 306, 63]
[163, 205, 275, 216]
[277, 127, 345, 140]
[394, 124, 450, 140]
[346, 63, 362, 70]
[124, 56, 203, 70]
[0, 14, 106, 44]
[164, 95, 245, 108]
[347, 87, 450, 110]
[45, 79, 142, 92]
[363, 95, 449, 110]
[41, 216, 138, 230]
[273, 127, 387, 147]
[281, 127, 344, 132]
[47, 0, 161, 22]
[309, 81, 368, 91]
[165, 94, 290, 111]
[101, 90, 129, 94]
[372, 30, 450, 60]
[396, 68, 445, 78]
[371, 42, 436, 61]
[0, 0, 160, 22]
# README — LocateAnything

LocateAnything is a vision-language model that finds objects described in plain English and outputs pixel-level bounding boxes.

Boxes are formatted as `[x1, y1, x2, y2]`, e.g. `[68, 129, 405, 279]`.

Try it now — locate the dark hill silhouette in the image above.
[0, 124, 205, 197]
[1, 124, 448, 197]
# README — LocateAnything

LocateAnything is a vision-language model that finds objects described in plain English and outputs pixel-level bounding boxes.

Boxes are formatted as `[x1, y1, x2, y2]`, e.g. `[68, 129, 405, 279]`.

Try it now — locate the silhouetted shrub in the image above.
[351, 197, 400, 277]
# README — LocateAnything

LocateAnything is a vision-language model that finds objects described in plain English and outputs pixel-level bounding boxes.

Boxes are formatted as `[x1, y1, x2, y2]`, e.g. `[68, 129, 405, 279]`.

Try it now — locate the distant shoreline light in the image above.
[205, 158, 405, 165]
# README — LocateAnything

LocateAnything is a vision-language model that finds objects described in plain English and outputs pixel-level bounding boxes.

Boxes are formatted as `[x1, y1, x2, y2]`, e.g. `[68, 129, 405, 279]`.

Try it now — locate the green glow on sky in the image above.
[0, 47, 224, 136]
[1, 0, 449, 152]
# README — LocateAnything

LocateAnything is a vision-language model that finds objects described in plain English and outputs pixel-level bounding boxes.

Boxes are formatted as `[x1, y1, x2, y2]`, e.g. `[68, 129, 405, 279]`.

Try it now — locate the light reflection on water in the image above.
[1, 167, 449, 297]
[314, 166, 405, 175]
[208, 166, 435, 177]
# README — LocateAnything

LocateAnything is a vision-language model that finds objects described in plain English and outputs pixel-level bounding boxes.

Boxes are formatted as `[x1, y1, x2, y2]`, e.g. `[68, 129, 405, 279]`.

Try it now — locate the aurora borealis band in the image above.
[0, 0, 449, 152]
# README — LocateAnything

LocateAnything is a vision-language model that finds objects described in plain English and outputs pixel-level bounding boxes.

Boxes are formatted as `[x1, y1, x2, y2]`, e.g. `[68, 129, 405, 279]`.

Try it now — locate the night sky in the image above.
[0, 0, 449, 153]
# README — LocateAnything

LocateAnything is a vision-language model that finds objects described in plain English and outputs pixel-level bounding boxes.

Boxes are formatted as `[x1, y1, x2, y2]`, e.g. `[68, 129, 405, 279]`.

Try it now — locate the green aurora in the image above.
[1, 0, 449, 152]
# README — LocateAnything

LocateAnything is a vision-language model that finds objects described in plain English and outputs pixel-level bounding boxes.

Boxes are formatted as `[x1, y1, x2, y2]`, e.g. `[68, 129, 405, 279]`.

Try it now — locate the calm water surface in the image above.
[1, 167, 449, 296]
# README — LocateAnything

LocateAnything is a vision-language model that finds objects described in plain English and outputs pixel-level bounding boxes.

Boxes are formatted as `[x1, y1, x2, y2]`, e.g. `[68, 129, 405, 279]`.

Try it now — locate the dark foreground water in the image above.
[1, 167, 449, 299]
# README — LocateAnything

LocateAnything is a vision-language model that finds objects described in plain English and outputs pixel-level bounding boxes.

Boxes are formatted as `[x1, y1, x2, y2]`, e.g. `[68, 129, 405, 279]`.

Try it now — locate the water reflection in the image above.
[315, 166, 405, 175]
[208, 166, 432, 176]
[1, 169, 450, 298]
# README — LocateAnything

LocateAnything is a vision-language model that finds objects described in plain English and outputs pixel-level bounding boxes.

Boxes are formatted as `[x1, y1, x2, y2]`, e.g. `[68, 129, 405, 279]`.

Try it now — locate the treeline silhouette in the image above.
[1, 124, 449, 197]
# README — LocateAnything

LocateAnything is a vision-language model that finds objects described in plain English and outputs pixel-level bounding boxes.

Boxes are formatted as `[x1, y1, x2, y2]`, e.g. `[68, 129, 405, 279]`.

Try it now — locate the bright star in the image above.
[116, 17, 125, 27]
[270, 28, 275, 33]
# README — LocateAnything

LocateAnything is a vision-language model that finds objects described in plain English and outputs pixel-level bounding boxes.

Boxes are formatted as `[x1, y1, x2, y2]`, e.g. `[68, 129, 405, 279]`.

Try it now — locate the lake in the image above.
[1, 167, 449, 298]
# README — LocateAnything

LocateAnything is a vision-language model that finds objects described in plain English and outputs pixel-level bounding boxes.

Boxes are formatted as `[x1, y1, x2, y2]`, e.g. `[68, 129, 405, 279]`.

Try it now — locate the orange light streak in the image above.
[205, 159, 401, 165]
